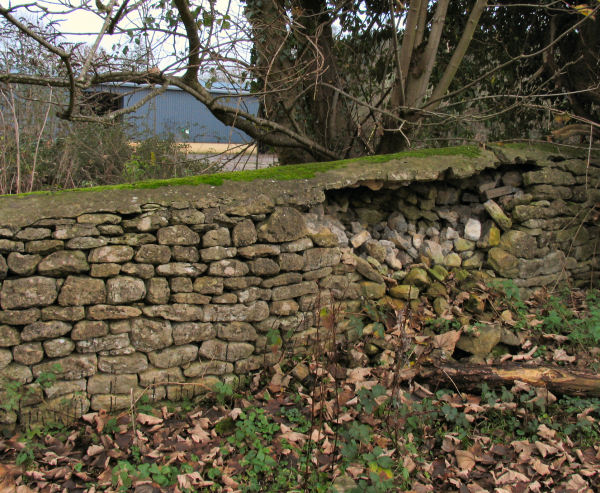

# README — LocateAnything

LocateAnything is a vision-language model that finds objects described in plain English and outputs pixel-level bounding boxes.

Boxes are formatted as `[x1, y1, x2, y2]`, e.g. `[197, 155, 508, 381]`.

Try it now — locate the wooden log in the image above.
[419, 361, 600, 397]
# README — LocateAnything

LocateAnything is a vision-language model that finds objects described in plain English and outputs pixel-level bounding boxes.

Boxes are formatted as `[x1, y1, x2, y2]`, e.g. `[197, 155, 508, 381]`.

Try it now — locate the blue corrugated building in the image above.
[89, 82, 258, 145]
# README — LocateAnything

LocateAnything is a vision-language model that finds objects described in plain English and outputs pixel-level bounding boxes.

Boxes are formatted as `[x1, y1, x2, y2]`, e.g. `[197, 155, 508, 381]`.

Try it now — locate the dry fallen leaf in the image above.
[455, 449, 476, 471]
[136, 413, 163, 426]
[553, 348, 576, 363]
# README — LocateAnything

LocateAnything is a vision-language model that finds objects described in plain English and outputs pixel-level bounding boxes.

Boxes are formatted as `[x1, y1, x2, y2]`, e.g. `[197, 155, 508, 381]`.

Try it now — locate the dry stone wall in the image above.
[0, 145, 598, 425]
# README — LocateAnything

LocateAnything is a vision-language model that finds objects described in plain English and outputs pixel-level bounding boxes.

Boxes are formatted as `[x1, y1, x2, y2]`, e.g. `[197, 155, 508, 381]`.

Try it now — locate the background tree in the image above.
[1, 0, 598, 166]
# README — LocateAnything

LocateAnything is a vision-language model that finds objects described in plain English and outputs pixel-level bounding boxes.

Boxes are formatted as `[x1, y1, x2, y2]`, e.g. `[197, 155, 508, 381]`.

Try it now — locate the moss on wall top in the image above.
[0, 144, 571, 229]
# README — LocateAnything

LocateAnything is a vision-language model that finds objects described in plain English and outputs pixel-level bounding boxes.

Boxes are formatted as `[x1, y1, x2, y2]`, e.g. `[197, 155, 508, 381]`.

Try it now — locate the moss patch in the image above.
[5, 145, 480, 198]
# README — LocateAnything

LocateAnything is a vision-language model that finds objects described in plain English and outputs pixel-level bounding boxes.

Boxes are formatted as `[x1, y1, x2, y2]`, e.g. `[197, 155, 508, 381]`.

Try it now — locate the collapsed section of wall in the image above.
[0, 145, 598, 425]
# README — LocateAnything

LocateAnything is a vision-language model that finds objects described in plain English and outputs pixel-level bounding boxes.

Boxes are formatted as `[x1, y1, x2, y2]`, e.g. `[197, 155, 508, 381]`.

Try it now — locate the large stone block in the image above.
[98, 352, 148, 373]
[271, 281, 318, 301]
[208, 259, 249, 277]
[0, 325, 21, 347]
[88, 373, 138, 394]
[76, 333, 130, 353]
[88, 245, 134, 263]
[203, 301, 269, 322]
[157, 225, 200, 245]
[148, 345, 198, 368]
[33, 354, 97, 380]
[7, 252, 41, 276]
[106, 276, 146, 304]
[142, 304, 203, 322]
[131, 318, 173, 352]
[216, 322, 257, 341]
[135, 244, 172, 264]
[22, 320, 71, 342]
[172, 322, 216, 345]
[38, 250, 89, 276]
[1, 276, 57, 309]
[257, 207, 308, 243]
[88, 305, 142, 320]
[232, 219, 257, 247]
[58, 276, 106, 306]
[202, 227, 231, 247]
[156, 262, 206, 277]
[13, 343, 44, 365]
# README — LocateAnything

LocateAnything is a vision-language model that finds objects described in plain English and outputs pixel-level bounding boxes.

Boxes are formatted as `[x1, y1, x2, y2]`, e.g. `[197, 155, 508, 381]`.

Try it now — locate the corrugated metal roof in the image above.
[90, 82, 258, 144]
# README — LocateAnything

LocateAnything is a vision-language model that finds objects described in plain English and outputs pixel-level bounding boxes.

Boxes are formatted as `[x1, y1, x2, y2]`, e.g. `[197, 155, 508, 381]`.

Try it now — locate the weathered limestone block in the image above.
[109, 320, 131, 334]
[7, 252, 41, 276]
[464, 218, 481, 241]
[13, 343, 44, 365]
[172, 246, 199, 262]
[106, 276, 146, 304]
[487, 247, 519, 277]
[359, 281, 386, 299]
[130, 318, 173, 352]
[202, 227, 231, 247]
[225, 194, 274, 216]
[518, 251, 566, 279]
[0, 325, 21, 346]
[26, 240, 63, 255]
[236, 287, 271, 303]
[98, 353, 148, 374]
[498, 230, 538, 259]
[135, 244, 172, 264]
[77, 213, 121, 225]
[208, 259, 249, 277]
[170, 277, 193, 293]
[261, 272, 303, 289]
[43, 338, 75, 358]
[523, 168, 575, 186]
[270, 300, 300, 316]
[125, 211, 169, 232]
[223, 276, 262, 290]
[148, 345, 198, 368]
[456, 325, 502, 356]
[232, 219, 257, 247]
[33, 354, 97, 380]
[157, 225, 200, 245]
[0, 254, 6, 280]
[139, 367, 183, 386]
[172, 322, 216, 345]
[281, 237, 313, 253]
[278, 253, 304, 271]
[38, 250, 89, 276]
[199, 339, 254, 361]
[257, 207, 307, 243]
[171, 208, 205, 225]
[89, 245, 134, 263]
[0, 239, 24, 253]
[166, 376, 221, 401]
[0, 349, 12, 370]
[271, 281, 318, 301]
[303, 248, 341, 271]
[389, 285, 420, 300]
[216, 322, 257, 341]
[353, 256, 384, 283]
[1, 276, 57, 309]
[213, 293, 237, 304]
[3, 363, 33, 383]
[41, 306, 85, 322]
[76, 333, 130, 353]
[171, 293, 210, 304]
[90, 263, 121, 277]
[156, 262, 206, 277]
[22, 320, 71, 342]
[43, 379, 86, 399]
[404, 268, 431, 287]
[235, 356, 265, 373]
[193, 277, 223, 295]
[483, 200, 512, 231]
[203, 301, 269, 322]
[146, 277, 170, 304]
[183, 361, 233, 377]
[67, 236, 109, 250]
[109, 233, 156, 246]
[88, 373, 138, 394]
[200, 246, 237, 262]
[120, 262, 154, 279]
[142, 304, 203, 321]
[88, 304, 142, 320]
[237, 244, 280, 259]
[58, 276, 106, 306]
[249, 258, 280, 276]
[97, 225, 123, 236]
[16, 227, 51, 240]
[54, 224, 99, 239]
